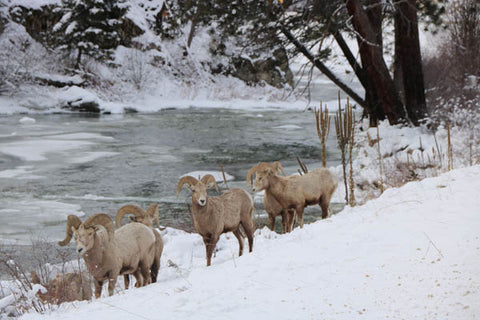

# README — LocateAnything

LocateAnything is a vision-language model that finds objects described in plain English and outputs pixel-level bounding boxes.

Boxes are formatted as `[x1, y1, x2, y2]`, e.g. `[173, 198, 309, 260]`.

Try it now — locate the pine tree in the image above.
[57, 0, 128, 67]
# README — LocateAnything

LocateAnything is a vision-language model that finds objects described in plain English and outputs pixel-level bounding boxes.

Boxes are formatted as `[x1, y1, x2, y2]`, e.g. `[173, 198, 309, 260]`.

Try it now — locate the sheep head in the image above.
[74, 213, 114, 254]
[247, 161, 285, 188]
[252, 167, 276, 192]
[177, 174, 219, 207]
[117, 205, 146, 227]
[116, 203, 159, 229]
[59, 213, 114, 254]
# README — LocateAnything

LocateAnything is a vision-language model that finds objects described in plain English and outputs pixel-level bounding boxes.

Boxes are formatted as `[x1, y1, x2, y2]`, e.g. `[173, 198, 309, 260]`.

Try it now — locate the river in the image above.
[0, 107, 344, 249]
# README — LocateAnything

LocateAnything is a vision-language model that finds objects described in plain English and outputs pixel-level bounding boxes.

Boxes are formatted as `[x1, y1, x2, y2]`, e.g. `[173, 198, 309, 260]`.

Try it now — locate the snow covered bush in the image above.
[0, 235, 80, 316]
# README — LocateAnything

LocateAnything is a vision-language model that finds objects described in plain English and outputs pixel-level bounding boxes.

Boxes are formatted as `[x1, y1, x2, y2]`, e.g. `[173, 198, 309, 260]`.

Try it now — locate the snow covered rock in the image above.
[19, 117, 35, 124]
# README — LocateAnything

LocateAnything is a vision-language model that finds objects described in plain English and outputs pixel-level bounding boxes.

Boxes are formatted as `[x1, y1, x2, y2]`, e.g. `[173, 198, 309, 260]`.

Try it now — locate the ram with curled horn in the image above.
[59, 213, 157, 298]
[177, 173, 254, 266]
[246, 161, 296, 233]
[115, 203, 164, 288]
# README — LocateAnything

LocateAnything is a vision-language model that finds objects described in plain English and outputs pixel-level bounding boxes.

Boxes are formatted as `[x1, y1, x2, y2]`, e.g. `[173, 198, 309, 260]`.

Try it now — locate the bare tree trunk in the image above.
[331, 17, 385, 126]
[346, 0, 407, 125]
[187, 14, 198, 48]
[394, 0, 428, 126]
[75, 47, 82, 69]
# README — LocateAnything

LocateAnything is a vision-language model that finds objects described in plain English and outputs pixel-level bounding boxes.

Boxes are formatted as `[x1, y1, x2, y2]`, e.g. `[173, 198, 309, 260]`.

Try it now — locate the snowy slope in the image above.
[18, 165, 480, 320]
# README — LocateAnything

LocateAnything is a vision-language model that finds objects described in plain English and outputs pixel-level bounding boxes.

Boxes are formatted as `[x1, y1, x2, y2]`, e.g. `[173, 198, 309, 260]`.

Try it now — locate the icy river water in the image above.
[0, 108, 343, 260]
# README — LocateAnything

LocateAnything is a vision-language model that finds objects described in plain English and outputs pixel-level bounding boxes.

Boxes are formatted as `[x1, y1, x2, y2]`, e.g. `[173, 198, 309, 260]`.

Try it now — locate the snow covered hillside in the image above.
[18, 165, 480, 320]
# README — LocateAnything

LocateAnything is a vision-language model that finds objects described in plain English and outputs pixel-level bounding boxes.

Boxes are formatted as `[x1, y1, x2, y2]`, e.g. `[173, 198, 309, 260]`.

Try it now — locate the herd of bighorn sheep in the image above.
[55, 161, 337, 301]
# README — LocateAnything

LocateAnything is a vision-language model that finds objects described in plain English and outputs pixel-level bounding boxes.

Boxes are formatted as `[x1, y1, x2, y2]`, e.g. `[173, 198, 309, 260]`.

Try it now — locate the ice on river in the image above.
[0, 199, 84, 245]
[0, 132, 116, 162]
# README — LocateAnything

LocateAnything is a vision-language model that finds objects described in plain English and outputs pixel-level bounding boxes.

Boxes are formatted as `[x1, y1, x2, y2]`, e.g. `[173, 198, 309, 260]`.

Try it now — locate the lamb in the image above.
[252, 166, 338, 228]
[247, 161, 296, 233]
[115, 203, 164, 288]
[177, 174, 255, 266]
[58, 213, 156, 298]
[30, 271, 92, 304]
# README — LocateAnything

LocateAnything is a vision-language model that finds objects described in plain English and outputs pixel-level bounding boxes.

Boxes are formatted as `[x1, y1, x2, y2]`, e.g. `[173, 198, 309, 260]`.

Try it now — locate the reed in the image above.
[334, 93, 355, 205]
[315, 102, 330, 167]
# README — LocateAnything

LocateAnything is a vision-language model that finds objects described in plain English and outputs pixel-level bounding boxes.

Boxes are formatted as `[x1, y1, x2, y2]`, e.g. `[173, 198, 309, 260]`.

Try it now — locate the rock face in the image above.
[9, 5, 63, 47]
[2, 1, 295, 100]
[8, 4, 143, 49]
[226, 48, 293, 89]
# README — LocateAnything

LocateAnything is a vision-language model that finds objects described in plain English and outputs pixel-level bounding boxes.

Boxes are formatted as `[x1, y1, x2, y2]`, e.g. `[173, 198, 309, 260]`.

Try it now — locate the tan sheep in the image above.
[247, 161, 296, 233]
[58, 213, 156, 298]
[115, 203, 164, 288]
[252, 167, 338, 228]
[30, 271, 92, 304]
[177, 174, 255, 266]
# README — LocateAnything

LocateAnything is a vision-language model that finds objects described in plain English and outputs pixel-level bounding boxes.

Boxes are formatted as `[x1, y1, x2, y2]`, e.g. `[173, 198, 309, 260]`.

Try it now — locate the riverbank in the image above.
[9, 165, 480, 320]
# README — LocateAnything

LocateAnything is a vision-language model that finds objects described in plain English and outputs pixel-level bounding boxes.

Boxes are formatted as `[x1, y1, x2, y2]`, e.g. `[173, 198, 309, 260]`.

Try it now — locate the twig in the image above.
[219, 163, 229, 189]
[376, 123, 385, 193]
[296, 156, 308, 174]
[423, 232, 444, 258]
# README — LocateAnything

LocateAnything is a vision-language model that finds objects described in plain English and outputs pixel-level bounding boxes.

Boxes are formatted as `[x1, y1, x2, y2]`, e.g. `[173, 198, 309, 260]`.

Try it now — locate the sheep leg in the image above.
[320, 195, 331, 219]
[139, 260, 151, 287]
[296, 206, 305, 228]
[203, 233, 219, 267]
[320, 202, 329, 219]
[123, 275, 130, 290]
[150, 258, 160, 284]
[93, 278, 103, 299]
[241, 220, 254, 253]
[286, 209, 295, 232]
[280, 211, 287, 233]
[268, 214, 276, 232]
[233, 228, 244, 256]
[108, 277, 117, 296]
[133, 270, 143, 287]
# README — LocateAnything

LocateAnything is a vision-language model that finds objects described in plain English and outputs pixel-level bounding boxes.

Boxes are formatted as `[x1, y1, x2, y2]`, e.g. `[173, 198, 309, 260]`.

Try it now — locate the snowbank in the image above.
[17, 165, 480, 320]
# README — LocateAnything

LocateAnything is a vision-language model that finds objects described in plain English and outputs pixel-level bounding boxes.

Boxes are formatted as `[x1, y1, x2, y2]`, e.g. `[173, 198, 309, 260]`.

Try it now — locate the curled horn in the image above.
[58, 215, 82, 246]
[146, 203, 160, 228]
[176, 176, 199, 196]
[83, 213, 114, 241]
[246, 164, 260, 186]
[116, 205, 146, 228]
[201, 174, 219, 192]
[247, 162, 277, 186]
[272, 161, 286, 176]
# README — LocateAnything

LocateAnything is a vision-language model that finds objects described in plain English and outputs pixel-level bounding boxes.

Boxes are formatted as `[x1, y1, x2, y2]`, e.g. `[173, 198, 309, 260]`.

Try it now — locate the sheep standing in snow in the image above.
[177, 174, 255, 266]
[58, 213, 156, 298]
[252, 167, 338, 227]
[247, 161, 296, 233]
[115, 203, 164, 287]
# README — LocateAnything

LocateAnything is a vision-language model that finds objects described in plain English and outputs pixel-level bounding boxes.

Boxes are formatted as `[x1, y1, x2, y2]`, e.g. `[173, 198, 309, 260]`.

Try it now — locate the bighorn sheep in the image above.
[58, 213, 156, 298]
[177, 174, 255, 266]
[252, 167, 338, 228]
[115, 203, 164, 288]
[30, 271, 92, 304]
[247, 161, 296, 233]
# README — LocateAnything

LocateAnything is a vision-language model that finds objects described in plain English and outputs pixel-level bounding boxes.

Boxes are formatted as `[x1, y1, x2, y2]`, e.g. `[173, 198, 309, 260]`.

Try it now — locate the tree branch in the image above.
[329, 26, 368, 89]
[280, 24, 366, 108]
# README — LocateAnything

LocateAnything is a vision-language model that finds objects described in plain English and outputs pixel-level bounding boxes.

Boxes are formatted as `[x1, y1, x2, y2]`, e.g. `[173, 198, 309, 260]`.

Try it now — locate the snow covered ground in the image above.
[11, 165, 480, 320]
